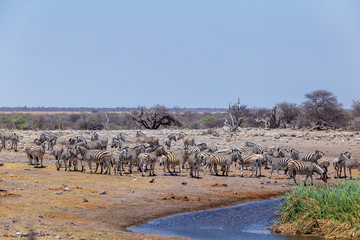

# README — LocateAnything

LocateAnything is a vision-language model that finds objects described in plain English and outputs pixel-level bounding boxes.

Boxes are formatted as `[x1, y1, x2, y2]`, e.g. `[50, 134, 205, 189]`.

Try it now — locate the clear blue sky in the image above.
[1, 1, 359, 108]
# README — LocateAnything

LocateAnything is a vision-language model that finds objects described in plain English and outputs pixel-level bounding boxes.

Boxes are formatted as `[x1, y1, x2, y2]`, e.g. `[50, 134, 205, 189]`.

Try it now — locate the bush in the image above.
[271, 181, 360, 238]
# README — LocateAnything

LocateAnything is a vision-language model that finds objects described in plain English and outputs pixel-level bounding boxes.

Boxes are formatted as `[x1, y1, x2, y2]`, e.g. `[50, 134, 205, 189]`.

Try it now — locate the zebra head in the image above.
[313, 163, 327, 183]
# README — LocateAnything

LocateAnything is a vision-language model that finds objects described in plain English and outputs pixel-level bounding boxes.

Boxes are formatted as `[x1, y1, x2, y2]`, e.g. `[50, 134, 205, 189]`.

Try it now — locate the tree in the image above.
[277, 102, 300, 128]
[352, 100, 360, 117]
[302, 90, 348, 129]
[255, 106, 280, 129]
[225, 98, 249, 131]
[128, 105, 182, 129]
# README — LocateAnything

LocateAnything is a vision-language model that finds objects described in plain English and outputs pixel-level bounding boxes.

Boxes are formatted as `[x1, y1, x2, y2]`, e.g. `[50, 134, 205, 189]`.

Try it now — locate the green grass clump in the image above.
[271, 181, 360, 238]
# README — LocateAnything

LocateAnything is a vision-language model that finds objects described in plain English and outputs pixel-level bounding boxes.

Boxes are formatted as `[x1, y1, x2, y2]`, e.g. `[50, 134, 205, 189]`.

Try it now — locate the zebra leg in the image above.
[269, 167, 274, 179]
[180, 164, 183, 176]
[107, 161, 111, 175]
[292, 171, 298, 185]
[349, 168, 352, 179]
[88, 161, 93, 174]
[276, 167, 280, 178]
[240, 164, 244, 177]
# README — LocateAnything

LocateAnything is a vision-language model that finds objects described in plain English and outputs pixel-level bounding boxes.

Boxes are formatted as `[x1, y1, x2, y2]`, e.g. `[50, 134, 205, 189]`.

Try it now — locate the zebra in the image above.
[333, 152, 351, 178]
[187, 153, 202, 178]
[286, 160, 327, 186]
[111, 137, 125, 150]
[138, 145, 166, 177]
[239, 154, 263, 177]
[0, 131, 16, 150]
[239, 145, 261, 155]
[118, 145, 146, 175]
[290, 149, 324, 163]
[91, 132, 108, 150]
[75, 146, 113, 174]
[163, 133, 177, 150]
[263, 153, 293, 178]
[26, 143, 46, 168]
[161, 149, 190, 176]
[83, 140, 102, 150]
[317, 156, 330, 179]
[39, 132, 59, 150]
[207, 151, 241, 176]
[339, 153, 360, 179]
[10, 133, 20, 152]
[177, 132, 196, 149]
[55, 147, 78, 171]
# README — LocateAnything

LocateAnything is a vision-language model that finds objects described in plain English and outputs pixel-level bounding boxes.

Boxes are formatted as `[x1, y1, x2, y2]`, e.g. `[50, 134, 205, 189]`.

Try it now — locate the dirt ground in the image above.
[0, 128, 359, 239]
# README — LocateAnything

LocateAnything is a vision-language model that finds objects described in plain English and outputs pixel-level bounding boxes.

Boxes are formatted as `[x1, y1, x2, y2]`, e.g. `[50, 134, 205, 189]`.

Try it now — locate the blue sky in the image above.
[1, 1, 359, 108]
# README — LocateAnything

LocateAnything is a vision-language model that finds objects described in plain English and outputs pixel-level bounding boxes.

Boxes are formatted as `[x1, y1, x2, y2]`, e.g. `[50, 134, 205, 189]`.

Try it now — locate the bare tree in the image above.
[128, 105, 182, 130]
[225, 98, 249, 131]
[254, 106, 280, 129]
[302, 90, 348, 129]
[352, 100, 360, 117]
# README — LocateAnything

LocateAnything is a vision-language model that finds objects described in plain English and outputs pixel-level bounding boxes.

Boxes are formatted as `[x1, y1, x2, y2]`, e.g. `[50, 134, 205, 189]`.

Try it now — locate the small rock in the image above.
[55, 235, 62, 239]
[64, 187, 70, 191]
[83, 198, 88, 202]
[274, 180, 277, 183]
[4, 225, 9, 230]
[181, 182, 187, 185]
[14, 231, 22, 237]
[221, 183, 228, 187]
[54, 191, 62, 195]
[35, 180, 38, 183]
[39, 213, 43, 218]
[266, 181, 271, 184]
[282, 184, 286, 187]
[100, 191, 107, 195]
[149, 178, 155, 183]
[233, 192, 237, 195]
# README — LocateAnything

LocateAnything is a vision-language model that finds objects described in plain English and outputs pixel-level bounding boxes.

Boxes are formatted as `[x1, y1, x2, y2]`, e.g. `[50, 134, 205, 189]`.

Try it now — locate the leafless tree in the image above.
[255, 106, 280, 129]
[352, 100, 360, 117]
[302, 90, 348, 129]
[225, 98, 249, 131]
[128, 105, 182, 130]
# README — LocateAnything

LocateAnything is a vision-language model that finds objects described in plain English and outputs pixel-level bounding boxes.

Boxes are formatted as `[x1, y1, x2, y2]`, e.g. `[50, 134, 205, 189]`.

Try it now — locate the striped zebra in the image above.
[333, 151, 351, 178]
[239, 154, 263, 177]
[91, 132, 108, 150]
[118, 145, 145, 175]
[10, 133, 20, 152]
[138, 146, 166, 176]
[163, 133, 177, 150]
[286, 160, 327, 186]
[39, 132, 59, 150]
[339, 152, 360, 179]
[161, 149, 190, 176]
[75, 146, 113, 174]
[290, 149, 323, 163]
[0, 131, 16, 150]
[239, 145, 261, 155]
[263, 153, 293, 178]
[206, 151, 241, 176]
[111, 137, 125, 149]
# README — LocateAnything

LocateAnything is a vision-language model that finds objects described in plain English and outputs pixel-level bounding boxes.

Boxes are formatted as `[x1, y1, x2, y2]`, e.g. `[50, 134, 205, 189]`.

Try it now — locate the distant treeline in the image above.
[0, 107, 227, 113]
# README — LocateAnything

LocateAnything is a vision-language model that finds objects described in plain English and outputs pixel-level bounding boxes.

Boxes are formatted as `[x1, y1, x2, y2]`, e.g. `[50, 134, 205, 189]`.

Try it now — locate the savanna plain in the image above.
[1, 128, 359, 239]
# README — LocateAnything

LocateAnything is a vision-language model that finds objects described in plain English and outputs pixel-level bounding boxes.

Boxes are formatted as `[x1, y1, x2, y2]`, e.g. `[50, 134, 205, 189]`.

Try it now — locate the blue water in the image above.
[128, 198, 322, 240]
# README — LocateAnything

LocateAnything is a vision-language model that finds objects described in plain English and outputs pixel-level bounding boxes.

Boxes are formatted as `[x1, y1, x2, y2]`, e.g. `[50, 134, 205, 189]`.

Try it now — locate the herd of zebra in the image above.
[1, 130, 360, 186]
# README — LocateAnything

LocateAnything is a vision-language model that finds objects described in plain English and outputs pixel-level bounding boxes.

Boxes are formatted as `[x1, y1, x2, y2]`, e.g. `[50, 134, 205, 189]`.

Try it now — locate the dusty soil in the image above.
[0, 128, 360, 239]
